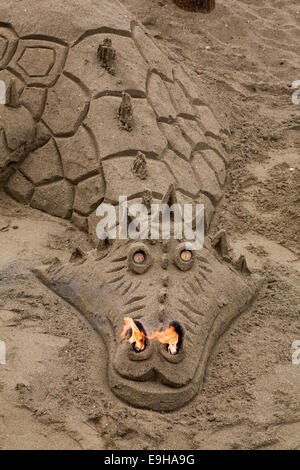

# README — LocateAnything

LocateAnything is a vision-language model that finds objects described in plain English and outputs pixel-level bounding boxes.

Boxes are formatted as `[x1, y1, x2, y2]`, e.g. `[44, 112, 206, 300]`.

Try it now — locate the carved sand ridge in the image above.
[0, 0, 259, 411]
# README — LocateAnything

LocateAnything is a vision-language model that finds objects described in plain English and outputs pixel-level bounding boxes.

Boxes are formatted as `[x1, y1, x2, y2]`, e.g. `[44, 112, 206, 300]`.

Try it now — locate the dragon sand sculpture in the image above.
[0, 0, 258, 411]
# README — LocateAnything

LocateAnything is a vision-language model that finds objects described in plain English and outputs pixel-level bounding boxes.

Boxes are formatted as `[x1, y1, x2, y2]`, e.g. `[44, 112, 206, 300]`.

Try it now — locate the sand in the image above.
[0, 0, 299, 449]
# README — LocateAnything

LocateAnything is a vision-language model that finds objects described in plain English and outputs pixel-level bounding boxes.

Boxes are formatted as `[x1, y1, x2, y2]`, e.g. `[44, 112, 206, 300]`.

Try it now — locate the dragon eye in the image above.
[128, 243, 152, 274]
[175, 243, 194, 271]
[180, 250, 192, 263]
[133, 251, 145, 265]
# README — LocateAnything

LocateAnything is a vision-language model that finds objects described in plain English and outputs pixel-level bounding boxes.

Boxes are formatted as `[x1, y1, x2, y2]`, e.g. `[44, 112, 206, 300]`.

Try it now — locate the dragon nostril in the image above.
[134, 320, 148, 351]
[149, 321, 184, 355]
[120, 317, 148, 352]
[169, 321, 184, 354]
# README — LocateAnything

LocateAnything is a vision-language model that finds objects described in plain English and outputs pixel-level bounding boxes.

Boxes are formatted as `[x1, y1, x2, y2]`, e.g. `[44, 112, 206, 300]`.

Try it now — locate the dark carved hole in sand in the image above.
[151, 321, 184, 355]
[168, 321, 184, 354]
[128, 319, 148, 353]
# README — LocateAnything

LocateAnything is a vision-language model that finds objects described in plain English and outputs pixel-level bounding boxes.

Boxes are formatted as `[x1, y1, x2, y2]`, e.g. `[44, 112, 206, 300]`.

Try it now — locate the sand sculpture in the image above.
[0, 0, 259, 411]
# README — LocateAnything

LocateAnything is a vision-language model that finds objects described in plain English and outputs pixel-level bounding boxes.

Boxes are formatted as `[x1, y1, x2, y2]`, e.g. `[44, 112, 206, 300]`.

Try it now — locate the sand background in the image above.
[0, 0, 299, 449]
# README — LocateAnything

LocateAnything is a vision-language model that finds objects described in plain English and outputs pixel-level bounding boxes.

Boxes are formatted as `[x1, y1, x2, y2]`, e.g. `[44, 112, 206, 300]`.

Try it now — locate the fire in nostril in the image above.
[120, 317, 147, 352]
[149, 321, 183, 355]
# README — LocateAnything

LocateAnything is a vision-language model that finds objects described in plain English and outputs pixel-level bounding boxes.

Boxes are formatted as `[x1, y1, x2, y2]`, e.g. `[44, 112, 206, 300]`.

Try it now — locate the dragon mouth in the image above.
[109, 367, 198, 411]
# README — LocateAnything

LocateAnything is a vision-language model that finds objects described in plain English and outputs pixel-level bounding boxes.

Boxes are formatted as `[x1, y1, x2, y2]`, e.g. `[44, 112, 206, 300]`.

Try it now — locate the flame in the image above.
[120, 317, 146, 352]
[149, 325, 179, 355]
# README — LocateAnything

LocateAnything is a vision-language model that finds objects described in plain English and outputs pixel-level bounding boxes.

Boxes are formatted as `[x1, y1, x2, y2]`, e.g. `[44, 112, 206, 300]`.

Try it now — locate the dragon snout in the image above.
[114, 319, 186, 384]
[110, 317, 199, 410]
